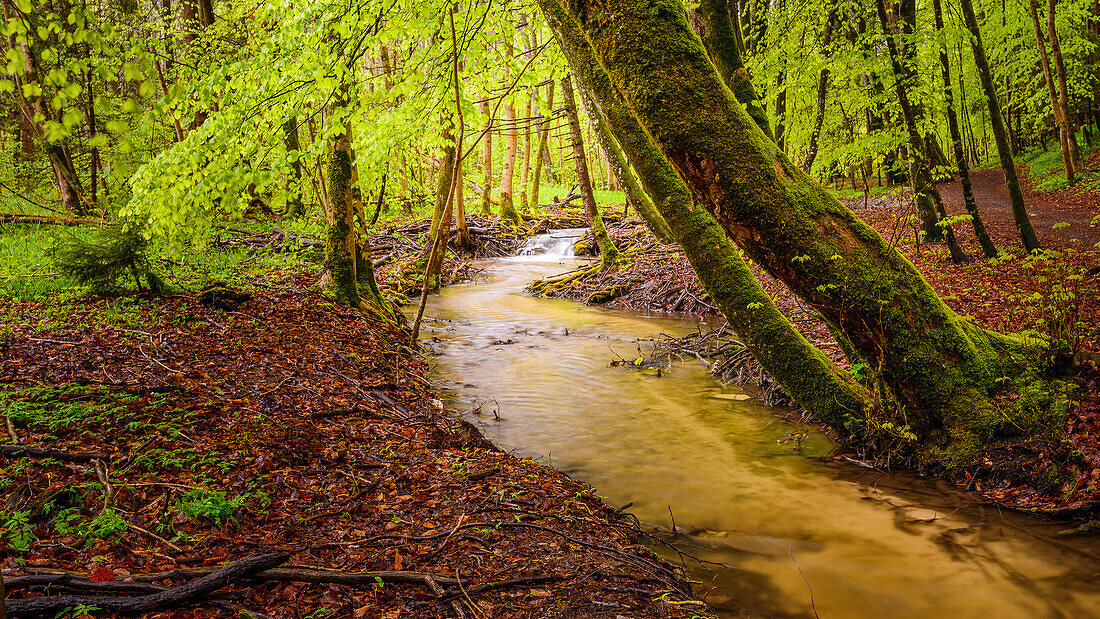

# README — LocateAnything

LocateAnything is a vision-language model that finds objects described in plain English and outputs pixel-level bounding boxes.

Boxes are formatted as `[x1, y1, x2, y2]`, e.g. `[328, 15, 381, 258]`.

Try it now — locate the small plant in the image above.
[1021, 243, 1087, 363]
[2, 509, 36, 552]
[51, 218, 164, 293]
[174, 488, 247, 526]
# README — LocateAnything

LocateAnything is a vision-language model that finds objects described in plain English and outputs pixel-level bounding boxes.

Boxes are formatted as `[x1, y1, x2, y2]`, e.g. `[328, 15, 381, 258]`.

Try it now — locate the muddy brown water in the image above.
[413, 249, 1100, 618]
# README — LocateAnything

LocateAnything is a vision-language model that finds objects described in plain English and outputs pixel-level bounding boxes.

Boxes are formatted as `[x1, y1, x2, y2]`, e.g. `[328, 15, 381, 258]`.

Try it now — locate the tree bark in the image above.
[541, 0, 1035, 460]
[321, 85, 361, 308]
[561, 74, 618, 265]
[283, 117, 305, 217]
[959, 0, 1042, 252]
[479, 100, 493, 215]
[935, 0, 998, 258]
[498, 38, 522, 224]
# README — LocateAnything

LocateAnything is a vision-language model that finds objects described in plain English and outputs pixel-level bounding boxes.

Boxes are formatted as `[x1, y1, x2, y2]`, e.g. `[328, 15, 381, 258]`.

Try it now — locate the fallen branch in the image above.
[3, 553, 290, 616]
[0, 444, 112, 463]
[0, 213, 105, 226]
[127, 566, 461, 588]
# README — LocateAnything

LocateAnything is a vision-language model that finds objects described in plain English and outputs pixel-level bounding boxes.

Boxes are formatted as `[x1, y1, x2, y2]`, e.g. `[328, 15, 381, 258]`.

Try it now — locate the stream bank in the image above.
[0, 265, 710, 617]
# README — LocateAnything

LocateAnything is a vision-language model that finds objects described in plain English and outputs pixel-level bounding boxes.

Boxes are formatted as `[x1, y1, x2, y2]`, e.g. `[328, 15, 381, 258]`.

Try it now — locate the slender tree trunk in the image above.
[561, 74, 618, 265]
[803, 9, 836, 174]
[541, 0, 1036, 458]
[878, 0, 959, 251]
[935, 0, 998, 257]
[519, 93, 533, 210]
[1048, 0, 1083, 173]
[959, 0, 1041, 252]
[499, 38, 522, 224]
[283, 117, 305, 217]
[530, 80, 556, 209]
[1028, 0, 1074, 181]
[479, 100, 493, 215]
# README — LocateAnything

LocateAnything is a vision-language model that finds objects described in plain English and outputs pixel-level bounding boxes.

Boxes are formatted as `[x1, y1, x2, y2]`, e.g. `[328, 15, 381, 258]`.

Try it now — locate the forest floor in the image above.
[0, 258, 710, 616]
[536, 156, 1100, 519]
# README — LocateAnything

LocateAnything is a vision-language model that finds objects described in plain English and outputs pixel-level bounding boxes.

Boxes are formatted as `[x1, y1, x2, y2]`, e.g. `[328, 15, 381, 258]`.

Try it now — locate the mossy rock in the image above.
[573, 233, 597, 256]
[587, 283, 630, 304]
[197, 281, 252, 311]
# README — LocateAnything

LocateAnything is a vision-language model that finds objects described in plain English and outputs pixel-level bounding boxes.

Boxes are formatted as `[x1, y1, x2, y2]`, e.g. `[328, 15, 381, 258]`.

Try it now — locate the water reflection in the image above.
[414, 258, 1100, 619]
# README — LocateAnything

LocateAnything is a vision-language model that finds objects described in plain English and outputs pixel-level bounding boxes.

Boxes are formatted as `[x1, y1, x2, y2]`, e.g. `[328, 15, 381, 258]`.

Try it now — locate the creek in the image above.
[413, 231, 1100, 618]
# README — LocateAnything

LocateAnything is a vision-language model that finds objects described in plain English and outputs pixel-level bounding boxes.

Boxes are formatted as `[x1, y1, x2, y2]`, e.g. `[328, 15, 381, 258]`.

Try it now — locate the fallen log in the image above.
[3, 553, 290, 616]
[0, 214, 105, 226]
[0, 445, 113, 463]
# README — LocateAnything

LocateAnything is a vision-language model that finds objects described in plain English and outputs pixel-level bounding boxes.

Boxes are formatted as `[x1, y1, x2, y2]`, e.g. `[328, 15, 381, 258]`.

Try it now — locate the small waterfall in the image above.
[510, 228, 589, 262]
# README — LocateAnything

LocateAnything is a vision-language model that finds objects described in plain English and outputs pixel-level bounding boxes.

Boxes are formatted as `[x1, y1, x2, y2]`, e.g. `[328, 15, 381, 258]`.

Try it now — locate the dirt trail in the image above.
[937, 166, 1099, 248]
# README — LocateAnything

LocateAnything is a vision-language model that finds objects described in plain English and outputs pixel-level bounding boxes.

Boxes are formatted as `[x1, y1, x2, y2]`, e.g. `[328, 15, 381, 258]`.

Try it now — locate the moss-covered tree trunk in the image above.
[543, 0, 873, 431]
[321, 86, 361, 308]
[530, 80, 555, 209]
[578, 87, 674, 243]
[877, 0, 965, 260]
[541, 0, 1037, 460]
[696, 0, 773, 140]
[560, 74, 618, 265]
[935, 0, 998, 258]
[959, 0, 1042, 252]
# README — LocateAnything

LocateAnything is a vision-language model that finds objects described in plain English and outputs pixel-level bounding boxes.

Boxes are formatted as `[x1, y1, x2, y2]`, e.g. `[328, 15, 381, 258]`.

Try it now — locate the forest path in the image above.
[937, 161, 1100, 248]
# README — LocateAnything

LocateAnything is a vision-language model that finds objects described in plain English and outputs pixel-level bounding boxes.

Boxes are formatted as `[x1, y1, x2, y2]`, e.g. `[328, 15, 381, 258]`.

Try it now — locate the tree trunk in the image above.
[530, 80, 556, 209]
[878, 0, 963, 255]
[1028, 0, 1074, 181]
[499, 37, 522, 225]
[519, 92, 533, 210]
[560, 74, 618, 265]
[696, 0, 773, 140]
[321, 86, 361, 308]
[479, 100, 494, 215]
[543, 0, 873, 432]
[803, 9, 836, 174]
[934, 0, 998, 258]
[284, 117, 305, 218]
[578, 85, 674, 243]
[1048, 0, 1083, 173]
[959, 0, 1042, 252]
[541, 0, 1036, 463]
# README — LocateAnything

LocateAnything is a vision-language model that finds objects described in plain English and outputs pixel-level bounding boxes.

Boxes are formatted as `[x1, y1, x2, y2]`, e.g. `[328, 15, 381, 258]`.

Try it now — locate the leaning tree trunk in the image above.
[544, 0, 874, 432]
[540, 0, 1037, 463]
[696, 0, 773, 140]
[560, 74, 618, 265]
[878, 0, 964, 259]
[959, 0, 1042, 252]
[579, 86, 675, 243]
[935, 0, 998, 258]
[530, 80, 556, 209]
[1028, 0, 1074, 181]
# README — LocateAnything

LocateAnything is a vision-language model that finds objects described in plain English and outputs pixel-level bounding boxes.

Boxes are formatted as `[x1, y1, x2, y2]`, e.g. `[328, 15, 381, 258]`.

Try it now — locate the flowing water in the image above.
[413, 232, 1100, 618]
